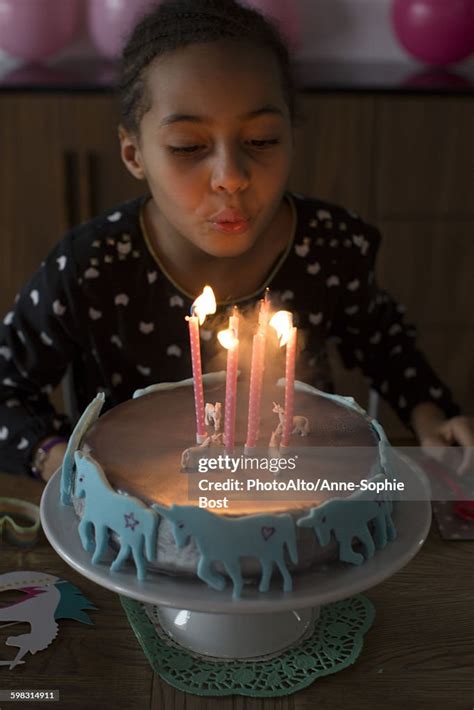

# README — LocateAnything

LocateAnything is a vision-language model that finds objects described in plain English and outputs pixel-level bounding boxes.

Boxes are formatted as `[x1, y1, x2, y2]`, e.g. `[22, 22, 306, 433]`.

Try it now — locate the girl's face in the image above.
[121, 40, 294, 259]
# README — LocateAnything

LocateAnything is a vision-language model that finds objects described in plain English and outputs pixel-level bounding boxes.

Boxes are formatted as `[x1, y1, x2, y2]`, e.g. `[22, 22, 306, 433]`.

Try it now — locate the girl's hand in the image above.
[413, 404, 474, 476]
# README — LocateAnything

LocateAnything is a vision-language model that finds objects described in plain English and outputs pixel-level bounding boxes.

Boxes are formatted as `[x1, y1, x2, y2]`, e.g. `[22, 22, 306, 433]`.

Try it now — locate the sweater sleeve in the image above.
[330, 221, 460, 429]
[0, 235, 84, 475]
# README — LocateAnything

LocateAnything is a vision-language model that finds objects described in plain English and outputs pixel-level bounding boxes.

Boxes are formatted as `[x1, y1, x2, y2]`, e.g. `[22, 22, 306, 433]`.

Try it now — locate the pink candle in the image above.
[186, 286, 216, 443]
[187, 314, 207, 443]
[282, 326, 297, 447]
[245, 297, 270, 451]
[219, 309, 239, 454]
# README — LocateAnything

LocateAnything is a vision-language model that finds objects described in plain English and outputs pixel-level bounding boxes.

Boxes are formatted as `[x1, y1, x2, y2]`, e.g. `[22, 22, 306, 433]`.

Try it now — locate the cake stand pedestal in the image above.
[40, 454, 431, 659]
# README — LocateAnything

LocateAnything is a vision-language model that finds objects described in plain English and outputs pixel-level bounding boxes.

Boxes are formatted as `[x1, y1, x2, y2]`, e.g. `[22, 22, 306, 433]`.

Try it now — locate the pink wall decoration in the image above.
[245, 0, 300, 51]
[0, 0, 81, 63]
[87, 0, 159, 59]
[392, 0, 474, 66]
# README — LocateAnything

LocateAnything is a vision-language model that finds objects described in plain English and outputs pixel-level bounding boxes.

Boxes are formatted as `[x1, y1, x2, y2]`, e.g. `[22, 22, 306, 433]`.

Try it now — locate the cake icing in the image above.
[61, 374, 397, 598]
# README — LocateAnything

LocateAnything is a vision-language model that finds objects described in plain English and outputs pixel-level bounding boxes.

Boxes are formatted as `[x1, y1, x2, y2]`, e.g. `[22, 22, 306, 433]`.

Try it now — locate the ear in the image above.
[118, 124, 146, 181]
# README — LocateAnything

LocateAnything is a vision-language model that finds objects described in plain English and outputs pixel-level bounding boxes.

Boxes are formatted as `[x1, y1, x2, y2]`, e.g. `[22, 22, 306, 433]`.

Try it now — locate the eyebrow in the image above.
[159, 105, 284, 127]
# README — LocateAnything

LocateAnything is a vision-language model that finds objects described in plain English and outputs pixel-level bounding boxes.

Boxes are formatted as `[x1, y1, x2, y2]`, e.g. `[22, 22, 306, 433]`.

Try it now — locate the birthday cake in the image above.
[59, 373, 397, 598]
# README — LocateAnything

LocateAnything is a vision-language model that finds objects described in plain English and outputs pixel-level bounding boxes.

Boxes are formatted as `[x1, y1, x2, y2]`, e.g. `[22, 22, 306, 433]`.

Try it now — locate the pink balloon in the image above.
[244, 0, 300, 51]
[87, 0, 159, 59]
[392, 0, 474, 65]
[0, 0, 81, 62]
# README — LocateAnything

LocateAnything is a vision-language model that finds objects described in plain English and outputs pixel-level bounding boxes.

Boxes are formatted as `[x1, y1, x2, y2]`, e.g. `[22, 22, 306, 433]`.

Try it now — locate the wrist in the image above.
[410, 401, 446, 442]
[31, 436, 68, 481]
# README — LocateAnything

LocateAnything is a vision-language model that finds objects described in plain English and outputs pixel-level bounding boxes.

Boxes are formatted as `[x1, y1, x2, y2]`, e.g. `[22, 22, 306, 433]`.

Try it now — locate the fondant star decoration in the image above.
[124, 512, 140, 531]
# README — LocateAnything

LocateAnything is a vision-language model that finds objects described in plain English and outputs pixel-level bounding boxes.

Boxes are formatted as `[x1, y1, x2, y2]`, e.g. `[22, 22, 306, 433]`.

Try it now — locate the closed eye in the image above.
[168, 145, 204, 154]
[247, 139, 280, 148]
[168, 139, 280, 155]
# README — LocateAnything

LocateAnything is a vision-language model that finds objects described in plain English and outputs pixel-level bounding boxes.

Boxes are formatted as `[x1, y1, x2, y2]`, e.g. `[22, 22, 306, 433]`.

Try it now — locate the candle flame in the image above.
[269, 310, 293, 347]
[217, 328, 239, 350]
[191, 285, 216, 325]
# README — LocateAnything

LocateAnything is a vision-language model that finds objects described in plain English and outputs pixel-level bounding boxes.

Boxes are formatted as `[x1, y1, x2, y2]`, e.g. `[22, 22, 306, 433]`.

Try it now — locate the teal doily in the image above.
[120, 594, 375, 698]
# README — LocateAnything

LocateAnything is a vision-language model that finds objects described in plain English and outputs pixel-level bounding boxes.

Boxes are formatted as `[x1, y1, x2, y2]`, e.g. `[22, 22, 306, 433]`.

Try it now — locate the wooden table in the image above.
[1, 471, 473, 710]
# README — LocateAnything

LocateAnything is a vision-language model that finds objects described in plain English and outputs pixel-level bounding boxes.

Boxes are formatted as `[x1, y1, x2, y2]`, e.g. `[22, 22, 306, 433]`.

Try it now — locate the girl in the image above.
[0, 0, 472, 482]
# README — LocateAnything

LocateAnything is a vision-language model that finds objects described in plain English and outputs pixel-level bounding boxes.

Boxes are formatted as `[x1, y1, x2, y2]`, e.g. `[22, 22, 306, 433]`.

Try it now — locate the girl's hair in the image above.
[119, 0, 296, 134]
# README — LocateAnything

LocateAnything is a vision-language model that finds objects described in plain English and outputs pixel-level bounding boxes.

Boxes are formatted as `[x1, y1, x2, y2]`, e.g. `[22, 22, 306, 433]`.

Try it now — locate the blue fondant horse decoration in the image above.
[152, 504, 298, 598]
[61, 392, 105, 506]
[74, 451, 159, 581]
[297, 484, 396, 565]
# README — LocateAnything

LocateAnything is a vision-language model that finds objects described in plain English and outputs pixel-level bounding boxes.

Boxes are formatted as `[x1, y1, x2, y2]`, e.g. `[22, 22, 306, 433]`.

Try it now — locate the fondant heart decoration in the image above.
[17, 437, 28, 450]
[0, 346, 12, 360]
[147, 271, 157, 284]
[404, 368, 416, 378]
[104, 255, 113, 264]
[30, 290, 39, 306]
[111, 373, 122, 387]
[281, 290, 294, 302]
[107, 211, 122, 222]
[56, 256, 67, 271]
[389, 323, 402, 336]
[52, 300, 66, 316]
[261, 526, 275, 541]
[0, 426, 9, 440]
[137, 365, 151, 376]
[92, 240, 101, 248]
[90, 257, 99, 266]
[326, 275, 340, 287]
[429, 387, 442, 399]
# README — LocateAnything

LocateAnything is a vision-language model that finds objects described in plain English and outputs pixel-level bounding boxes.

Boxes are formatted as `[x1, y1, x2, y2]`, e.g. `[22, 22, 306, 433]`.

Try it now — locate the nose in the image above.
[210, 145, 250, 194]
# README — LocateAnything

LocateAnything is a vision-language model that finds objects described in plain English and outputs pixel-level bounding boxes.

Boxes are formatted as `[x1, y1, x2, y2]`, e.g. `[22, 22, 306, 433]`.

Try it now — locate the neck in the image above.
[142, 197, 292, 303]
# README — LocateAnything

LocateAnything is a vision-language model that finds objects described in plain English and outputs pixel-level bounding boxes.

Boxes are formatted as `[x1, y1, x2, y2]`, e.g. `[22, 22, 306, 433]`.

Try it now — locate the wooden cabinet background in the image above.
[1, 91, 472, 436]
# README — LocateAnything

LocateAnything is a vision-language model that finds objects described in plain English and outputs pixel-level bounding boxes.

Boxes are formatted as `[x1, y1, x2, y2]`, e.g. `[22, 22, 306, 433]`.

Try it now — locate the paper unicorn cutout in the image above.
[297, 481, 396, 565]
[152, 504, 298, 598]
[0, 571, 95, 670]
[61, 392, 105, 505]
[74, 451, 159, 581]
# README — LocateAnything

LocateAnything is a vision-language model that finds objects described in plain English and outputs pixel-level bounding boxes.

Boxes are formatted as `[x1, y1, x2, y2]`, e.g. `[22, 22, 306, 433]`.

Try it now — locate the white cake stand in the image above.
[40, 453, 431, 659]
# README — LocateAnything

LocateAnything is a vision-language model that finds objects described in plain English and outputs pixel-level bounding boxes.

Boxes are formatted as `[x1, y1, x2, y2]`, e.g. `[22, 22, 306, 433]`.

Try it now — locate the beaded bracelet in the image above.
[30, 436, 67, 480]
